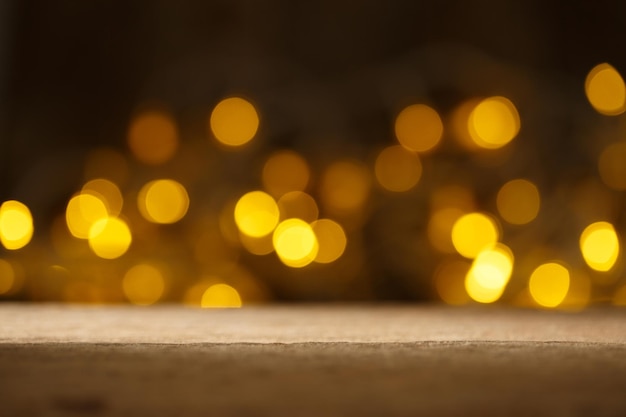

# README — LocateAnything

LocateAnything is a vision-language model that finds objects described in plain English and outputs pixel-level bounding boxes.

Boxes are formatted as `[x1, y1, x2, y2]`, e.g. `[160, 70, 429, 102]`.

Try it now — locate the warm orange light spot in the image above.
[201, 283, 242, 308]
[88, 217, 132, 259]
[320, 160, 370, 214]
[82, 178, 123, 216]
[465, 244, 514, 303]
[0, 259, 15, 294]
[137, 179, 189, 224]
[262, 150, 310, 197]
[234, 191, 280, 238]
[468, 96, 520, 149]
[374, 145, 422, 192]
[580, 221, 620, 272]
[210, 97, 259, 146]
[311, 219, 347, 264]
[434, 260, 472, 305]
[451, 212, 499, 259]
[585, 63, 626, 115]
[529, 262, 570, 308]
[394, 104, 443, 152]
[277, 191, 319, 223]
[128, 109, 179, 164]
[273, 218, 318, 268]
[239, 232, 275, 256]
[123, 264, 165, 305]
[496, 179, 540, 225]
[0, 201, 34, 250]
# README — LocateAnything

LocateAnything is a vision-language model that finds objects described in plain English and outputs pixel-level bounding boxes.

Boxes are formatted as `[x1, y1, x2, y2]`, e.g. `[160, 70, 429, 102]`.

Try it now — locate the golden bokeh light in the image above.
[234, 191, 280, 238]
[201, 283, 242, 308]
[277, 191, 319, 223]
[598, 142, 626, 190]
[0, 200, 34, 250]
[450, 98, 482, 150]
[451, 212, 499, 258]
[427, 207, 465, 254]
[585, 63, 626, 115]
[239, 232, 275, 256]
[529, 262, 570, 308]
[579, 221, 620, 272]
[82, 178, 123, 216]
[123, 264, 165, 305]
[210, 97, 259, 147]
[374, 145, 422, 192]
[0, 259, 15, 295]
[66, 193, 109, 239]
[128, 109, 179, 164]
[137, 179, 190, 224]
[468, 96, 520, 149]
[273, 218, 318, 268]
[394, 104, 443, 153]
[434, 260, 472, 305]
[465, 243, 514, 304]
[88, 217, 132, 259]
[496, 179, 540, 225]
[311, 219, 347, 264]
[262, 150, 310, 197]
[320, 160, 370, 214]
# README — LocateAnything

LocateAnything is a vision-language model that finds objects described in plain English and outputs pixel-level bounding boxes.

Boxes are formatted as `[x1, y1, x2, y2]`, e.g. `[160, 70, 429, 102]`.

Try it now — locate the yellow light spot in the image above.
[465, 244, 514, 303]
[234, 191, 280, 238]
[598, 142, 626, 190]
[137, 179, 189, 224]
[529, 262, 570, 308]
[277, 191, 319, 223]
[427, 207, 465, 254]
[434, 260, 472, 305]
[468, 96, 520, 149]
[123, 264, 165, 305]
[580, 221, 620, 272]
[320, 160, 370, 214]
[84, 148, 129, 187]
[496, 179, 540, 225]
[88, 217, 132, 259]
[262, 150, 310, 197]
[66, 193, 109, 239]
[451, 212, 499, 258]
[239, 232, 275, 255]
[201, 283, 242, 308]
[585, 63, 626, 115]
[451, 98, 482, 151]
[210, 97, 259, 146]
[273, 218, 318, 268]
[82, 179, 123, 216]
[394, 104, 443, 152]
[311, 219, 347, 264]
[0, 201, 34, 250]
[0, 259, 15, 294]
[128, 109, 179, 164]
[374, 145, 422, 192]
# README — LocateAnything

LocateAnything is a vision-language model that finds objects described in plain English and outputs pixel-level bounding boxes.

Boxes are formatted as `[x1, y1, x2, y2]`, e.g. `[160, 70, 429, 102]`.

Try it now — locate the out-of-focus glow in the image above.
[123, 264, 165, 305]
[614, 285, 626, 306]
[88, 217, 132, 259]
[394, 104, 443, 152]
[66, 193, 109, 239]
[320, 160, 370, 214]
[84, 148, 129, 187]
[451, 212, 499, 258]
[427, 207, 465, 254]
[451, 99, 481, 150]
[82, 179, 123, 216]
[273, 218, 318, 267]
[431, 185, 476, 212]
[496, 179, 540, 225]
[201, 283, 242, 308]
[598, 142, 626, 190]
[529, 262, 570, 308]
[585, 63, 626, 115]
[128, 109, 179, 164]
[311, 219, 347, 264]
[465, 243, 514, 303]
[239, 232, 274, 255]
[0, 259, 15, 294]
[580, 222, 620, 272]
[277, 191, 319, 223]
[434, 260, 471, 305]
[137, 179, 189, 224]
[563, 269, 591, 309]
[234, 191, 280, 238]
[262, 150, 310, 197]
[0, 201, 34, 250]
[374, 145, 422, 192]
[468, 96, 520, 149]
[210, 97, 259, 146]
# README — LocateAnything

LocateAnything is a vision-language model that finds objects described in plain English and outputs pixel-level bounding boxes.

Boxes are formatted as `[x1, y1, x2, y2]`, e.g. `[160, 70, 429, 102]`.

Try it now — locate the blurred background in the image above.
[1, 0, 626, 307]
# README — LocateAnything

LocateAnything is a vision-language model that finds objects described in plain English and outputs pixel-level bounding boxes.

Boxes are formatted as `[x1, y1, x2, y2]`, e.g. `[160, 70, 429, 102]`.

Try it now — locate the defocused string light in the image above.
[320, 160, 370, 215]
[88, 217, 132, 259]
[277, 191, 319, 223]
[529, 262, 570, 308]
[434, 260, 472, 305]
[273, 218, 318, 268]
[496, 179, 540, 225]
[374, 145, 422, 192]
[311, 219, 347, 264]
[579, 221, 620, 272]
[128, 108, 179, 164]
[468, 96, 520, 149]
[66, 193, 109, 239]
[210, 97, 259, 147]
[82, 179, 123, 216]
[239, 232, 274, 256]
[451, 212, 499, 258]
[262, 150, 310, 197]
[201, 283, 242, 308]
[0, 201, 34, 250]
[394, 104, 443, 152]
[234, 191, 280, 238]
[465, 243, 514, 303]
[585, 63, 626, 115]
[137, 179, 190, 224]
[123, 263, 165, 305]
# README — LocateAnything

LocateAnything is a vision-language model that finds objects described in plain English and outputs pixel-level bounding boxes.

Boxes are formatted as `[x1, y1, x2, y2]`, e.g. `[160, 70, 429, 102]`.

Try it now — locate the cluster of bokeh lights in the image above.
[1, 64, 626, 309]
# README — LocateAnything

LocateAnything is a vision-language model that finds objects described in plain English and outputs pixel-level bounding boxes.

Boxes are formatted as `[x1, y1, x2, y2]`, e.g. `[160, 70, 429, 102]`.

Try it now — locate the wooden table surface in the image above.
[1, 304, 626, 416]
